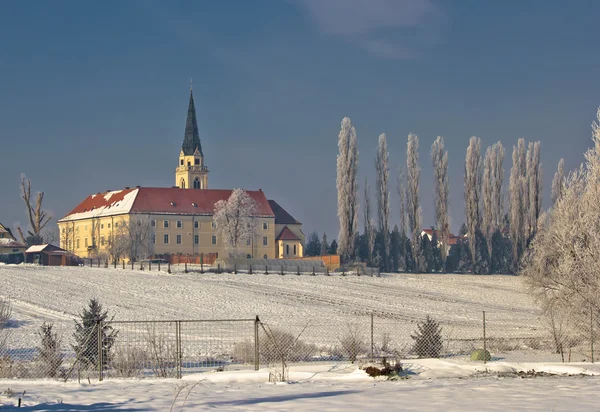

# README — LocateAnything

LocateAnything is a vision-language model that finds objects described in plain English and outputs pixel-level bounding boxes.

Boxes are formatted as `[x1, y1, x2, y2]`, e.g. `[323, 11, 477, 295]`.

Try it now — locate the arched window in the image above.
[286, 244, 289, 255]
[293, 245, 297, 255]
[247, 254, 251, 259]
[263, 254, 268, 259]
[180, 178, 185, 188]
[194, 178, 200, 189]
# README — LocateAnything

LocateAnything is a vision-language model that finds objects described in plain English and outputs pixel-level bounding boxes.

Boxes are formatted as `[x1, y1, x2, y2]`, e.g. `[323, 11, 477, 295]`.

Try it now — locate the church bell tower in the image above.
[176, 87, 208, 189]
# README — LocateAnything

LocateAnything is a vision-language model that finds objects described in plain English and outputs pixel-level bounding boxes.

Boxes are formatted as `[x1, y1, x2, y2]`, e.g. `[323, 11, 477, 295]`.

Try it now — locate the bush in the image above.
[411, 316, 443, 358]
[338, 323, 366, 363]
[111, 345, 148, 378]
[470, 348, 491, 361]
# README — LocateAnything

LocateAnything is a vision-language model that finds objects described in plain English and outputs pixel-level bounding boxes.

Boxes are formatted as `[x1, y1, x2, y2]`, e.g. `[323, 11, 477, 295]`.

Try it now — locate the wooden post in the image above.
[149, 260, 152, 271]
[158, 261, 161, 271]
[113, 260, 116, 269]
[249, 264, 253, 275]
[297, 266, 300, 276]
[131, 260, 134, 270]
[254, 315, 260, 371]
[184, 261, 188, 273]
[97, 258, 100, 268]
[122, 260, 125, 270]
[280, 265, 284, 276]
[265, 265, 268, 275]
[312, 266, 316, 276]
[234, 264, 237, 275]
[483, 311, 487, 365]
[140, 260, 143, 270]
[326, 267, 330, 276]
[168, 261, 171, 274]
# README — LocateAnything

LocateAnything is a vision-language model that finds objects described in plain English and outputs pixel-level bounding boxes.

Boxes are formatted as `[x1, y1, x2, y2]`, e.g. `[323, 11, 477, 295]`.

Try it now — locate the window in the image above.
[263, 254, 268, 259]
[163, 220, 169, 228]
[101, 224, 104, 229]
[286, 244, 289, 255]
[85, 238, 88, 247]
[176, 220, 182, 228]
[108, 223, 111, 228]
[151, 220, 156, 227]
[263, 236, 268, 246]
[163, 234, 169, 244]
[176, 234, 182, 244]
[211, 221, 217, 229]
[115, 222, 119, 228]
[263, 222, 268, 230]
[180, 159, 184, 166]
[187, 161, 191, 166]
[247, 254, 251, 259]
[194, 221, 199, 229]
[76, 238, 80, 249]
[151, 234, 155, 244]
[293, 245, 297, 255]
[212, 235, 217, 245]
[246, 238, 251, 246]
[193, 178, 200, 189]
[195, 158, 200, 165]
[194, 235, 199, 245]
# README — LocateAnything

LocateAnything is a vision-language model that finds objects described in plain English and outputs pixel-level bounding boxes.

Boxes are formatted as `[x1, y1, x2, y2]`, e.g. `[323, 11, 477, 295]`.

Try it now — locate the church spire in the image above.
[182, 89, 203, 156]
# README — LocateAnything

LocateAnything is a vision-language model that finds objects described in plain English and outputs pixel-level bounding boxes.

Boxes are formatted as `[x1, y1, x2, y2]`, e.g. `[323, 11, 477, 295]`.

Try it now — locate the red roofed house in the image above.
[420, 228, 466, 256]
[57, 89, 304, 261]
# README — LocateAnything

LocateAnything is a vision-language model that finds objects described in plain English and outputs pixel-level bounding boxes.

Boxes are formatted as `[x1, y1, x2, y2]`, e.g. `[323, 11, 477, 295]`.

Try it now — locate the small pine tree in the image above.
[420, 235, 433, 273]
[329, 239, 338, 255]
[459, 223, 468, 236]
[305, 232, 321, 256]
[411, 315, 443, 358]
[37, 322, 63, 378]
[72, 298, 118, 370]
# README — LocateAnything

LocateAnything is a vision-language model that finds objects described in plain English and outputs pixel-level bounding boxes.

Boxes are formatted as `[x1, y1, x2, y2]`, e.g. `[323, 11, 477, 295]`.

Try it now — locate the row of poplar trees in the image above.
[335, 117, 565, 274]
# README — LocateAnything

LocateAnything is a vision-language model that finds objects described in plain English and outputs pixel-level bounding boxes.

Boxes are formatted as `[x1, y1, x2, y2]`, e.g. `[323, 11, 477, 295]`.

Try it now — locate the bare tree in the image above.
[16, 174, 52, 245]
[509, 138, 527, 267]
[363, 177, 375, 265]
[491, 142, 505, 231]
[336, 117, 359, 262]
[375, 133, 390, 270]
[430, 136, 449, 269]
[551, 158, 565, 207]
[522, 106, 600, 331]
[214, 189, 259, 257]
[59, 219, 79, 253]
[464, 136, 482, 265]
[406, 133, 422, 272]
[122, 218, 152, 262]
[397, 167, 407, 272]
[106, 224, 129, 263]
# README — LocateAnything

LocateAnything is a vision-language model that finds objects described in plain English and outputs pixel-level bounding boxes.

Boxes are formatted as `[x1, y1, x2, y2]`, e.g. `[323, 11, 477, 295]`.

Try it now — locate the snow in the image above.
[59, 189, 138, 221]
[1, 363, 599, 410]
[24, 244, 48, 253]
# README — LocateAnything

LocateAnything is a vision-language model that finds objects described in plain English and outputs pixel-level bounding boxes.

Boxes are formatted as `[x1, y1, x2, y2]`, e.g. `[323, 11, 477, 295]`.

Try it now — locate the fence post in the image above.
[168, 262, 171, 274]
[158, 261, 160, 271]
[131, 260, 134, 270]
[265, 265, 268, 275]
[140, 260, 143, 270]
[591, 303, 594, 363]
[149, 260, 152, 271]
[97, 320, 103, 381]
[371, 313, 374, 362]
[254, 316, 260, 371]
[234, 264, 237, 275]
[176, 321, 182, 379]
[185, 261, 188, 274]
[113, 260, 116, 269]
[280, 266, 284, 276]
[297, 266, 300, 276]
[97, 258, 100, 268]
[249, 264, 252, 275]
[326, 267, 329, 276]
[483, 311, 487, 365]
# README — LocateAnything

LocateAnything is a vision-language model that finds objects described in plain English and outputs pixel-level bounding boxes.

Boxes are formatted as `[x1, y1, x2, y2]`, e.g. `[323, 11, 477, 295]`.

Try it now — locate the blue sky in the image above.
[1, 0, 599, 240]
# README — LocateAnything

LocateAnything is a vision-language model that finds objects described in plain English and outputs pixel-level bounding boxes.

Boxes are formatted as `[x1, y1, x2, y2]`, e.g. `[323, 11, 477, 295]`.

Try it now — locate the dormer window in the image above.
[171, 202, 176, 207]
[195, 159, 200, 165]
[192, 202, 197, 207]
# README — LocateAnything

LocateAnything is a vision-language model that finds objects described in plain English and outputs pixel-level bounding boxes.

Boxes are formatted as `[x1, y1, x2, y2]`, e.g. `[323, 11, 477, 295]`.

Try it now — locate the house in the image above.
[57, 88, 304, 260]
[25, 244, 70, 266]
[420, 228, 467, 255]
[0, 222, 26, 263]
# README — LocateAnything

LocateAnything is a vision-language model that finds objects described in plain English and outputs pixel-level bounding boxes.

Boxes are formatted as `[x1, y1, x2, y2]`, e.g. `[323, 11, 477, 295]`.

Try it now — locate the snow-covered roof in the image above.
[58, 189, 139, 222]
[25, 244, 49, 253]
[0, 238, 25, 248]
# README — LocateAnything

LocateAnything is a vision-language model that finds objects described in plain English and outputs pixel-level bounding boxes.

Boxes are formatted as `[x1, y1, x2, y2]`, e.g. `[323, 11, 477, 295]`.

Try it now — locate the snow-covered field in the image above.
[0, 264, 541, 326]
[1, 361, 600, 410]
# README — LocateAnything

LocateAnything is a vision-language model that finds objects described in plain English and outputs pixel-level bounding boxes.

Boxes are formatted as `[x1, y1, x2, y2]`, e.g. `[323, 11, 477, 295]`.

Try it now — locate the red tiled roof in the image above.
[63, 187, 275, 219]
[268, 200, 301, 225]
[276, 226, 301, 241]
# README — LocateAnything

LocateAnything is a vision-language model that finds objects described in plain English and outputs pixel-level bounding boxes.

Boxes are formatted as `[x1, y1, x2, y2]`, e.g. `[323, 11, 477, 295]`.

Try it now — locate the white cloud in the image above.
[294, 0, 445, 59]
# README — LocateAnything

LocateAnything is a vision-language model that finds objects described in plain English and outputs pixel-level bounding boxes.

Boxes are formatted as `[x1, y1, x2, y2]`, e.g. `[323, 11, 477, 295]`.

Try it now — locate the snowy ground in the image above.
[1, 361, 599, 411]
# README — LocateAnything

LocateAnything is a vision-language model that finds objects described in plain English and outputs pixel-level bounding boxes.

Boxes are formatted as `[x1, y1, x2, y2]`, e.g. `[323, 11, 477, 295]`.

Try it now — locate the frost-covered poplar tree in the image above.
[363, 177, 375, 265]
[526, 141, 543, 243]
[482, 146, 494, 262]
[336, 117, 359, 262]
[397, 167, 407, 272]
[509, 138, 527, 265]
[406, 133, 422, 272]
[213, 188, 259, 257]
[430, 136, 449, 269]
[464, 136, 482, 265]
[491, 142, 505, 230]
[551, 158, 565, 206]
[375, 133, 390, 270]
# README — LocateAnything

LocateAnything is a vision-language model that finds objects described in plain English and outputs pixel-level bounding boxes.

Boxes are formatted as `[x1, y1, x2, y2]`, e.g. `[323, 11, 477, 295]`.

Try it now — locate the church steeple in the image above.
[176, 87, 208, 190]
[182, 90, 203, 156]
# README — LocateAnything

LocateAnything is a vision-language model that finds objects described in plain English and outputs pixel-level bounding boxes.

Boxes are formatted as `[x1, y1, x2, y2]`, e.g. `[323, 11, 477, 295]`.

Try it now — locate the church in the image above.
[58, 89, 304, 260]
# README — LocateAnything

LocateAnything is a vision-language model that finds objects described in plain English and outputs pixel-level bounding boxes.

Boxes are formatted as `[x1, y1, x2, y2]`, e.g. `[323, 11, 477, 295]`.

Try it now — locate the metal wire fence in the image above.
[0, 311, 598, 381]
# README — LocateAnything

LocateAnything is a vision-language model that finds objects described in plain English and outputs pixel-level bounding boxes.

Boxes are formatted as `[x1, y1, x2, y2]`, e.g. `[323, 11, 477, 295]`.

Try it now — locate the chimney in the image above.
[135, 185, 141, 188]
[125, 187, 130, 190]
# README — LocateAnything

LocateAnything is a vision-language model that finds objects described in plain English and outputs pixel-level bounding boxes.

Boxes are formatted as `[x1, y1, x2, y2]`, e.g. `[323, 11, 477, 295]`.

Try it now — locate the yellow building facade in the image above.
[58, 89, 304, 260]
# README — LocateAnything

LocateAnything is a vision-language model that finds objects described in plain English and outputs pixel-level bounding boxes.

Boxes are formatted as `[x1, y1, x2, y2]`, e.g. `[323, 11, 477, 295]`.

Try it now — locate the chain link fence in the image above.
[1, 310, 598, 381]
